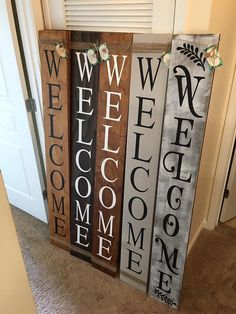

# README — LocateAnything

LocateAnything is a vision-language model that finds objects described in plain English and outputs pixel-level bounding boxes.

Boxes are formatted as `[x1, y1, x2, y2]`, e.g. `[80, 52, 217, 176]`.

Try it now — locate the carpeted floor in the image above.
[11, 206, 236, 314]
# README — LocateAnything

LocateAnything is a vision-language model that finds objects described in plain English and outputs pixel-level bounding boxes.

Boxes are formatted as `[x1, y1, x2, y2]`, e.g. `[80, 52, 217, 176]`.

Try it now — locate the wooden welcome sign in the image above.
[120, 34, 170, 292]
[39, 30, 71, 249]
[40, 30, 219, 309]
[148, 34, 219, 309]
[92, 33, 132, 276]
[70, 31, 100, 261]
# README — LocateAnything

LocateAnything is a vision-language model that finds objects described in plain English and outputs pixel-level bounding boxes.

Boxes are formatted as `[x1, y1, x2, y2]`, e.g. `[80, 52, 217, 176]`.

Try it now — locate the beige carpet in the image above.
[225, 217, 236, 229]
[11, 206, 236, 314]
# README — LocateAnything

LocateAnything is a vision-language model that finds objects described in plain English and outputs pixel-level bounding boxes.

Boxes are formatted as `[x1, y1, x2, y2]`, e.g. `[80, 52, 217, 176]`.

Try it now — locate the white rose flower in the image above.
[87, 49, 98, 65]
[164, 53, 171, 67]
[161, 51, 171, 68]
[99, 43, 109, 61]
[205, 45, 223, 69]
[55, 43, 68, 59]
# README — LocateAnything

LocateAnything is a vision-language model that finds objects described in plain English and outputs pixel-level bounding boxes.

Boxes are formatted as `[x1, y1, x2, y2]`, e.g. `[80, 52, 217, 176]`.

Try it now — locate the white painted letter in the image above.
[75, 199, 91, 224]
[76, 52, 93, 81]
[104, 91, 121, 121]
[98, 210, 115, 237]
[106, 55, 127, 87]
[75, 224, 89, 247]
[75, 176, 91, 198]
[75, 149, 91, 173]
[77, 86, 93, 115]
[76, 118, 93, 146]
[102, 124, 120, 154]
[99, 186, 116, 209]
[101, 158, 118, 182]
[97, 236, 112, 260]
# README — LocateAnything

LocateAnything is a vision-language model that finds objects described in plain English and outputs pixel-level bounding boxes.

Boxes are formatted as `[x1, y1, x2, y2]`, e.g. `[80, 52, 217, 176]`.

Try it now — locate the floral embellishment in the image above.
[99, 43, 109, 61]
[87, 48, 99, 65]
[86, 42, 110, 66]
[203, 45, 223, 69]
[161, 51, 171, 68]
[55, 42, 68, 59]
[177, 43, 206, 71]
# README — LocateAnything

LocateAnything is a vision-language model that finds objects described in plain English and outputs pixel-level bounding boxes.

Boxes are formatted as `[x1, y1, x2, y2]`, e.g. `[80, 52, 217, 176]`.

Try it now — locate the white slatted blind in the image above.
[64, 0, 153, 33]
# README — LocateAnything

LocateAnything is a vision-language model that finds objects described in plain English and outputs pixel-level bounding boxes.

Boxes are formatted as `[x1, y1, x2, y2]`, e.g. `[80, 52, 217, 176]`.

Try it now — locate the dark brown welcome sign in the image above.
[39, 30, 71, 249]
[70, 32, 100, 261]
[148, 34, 219, 309]
[92, 33, 132, 276]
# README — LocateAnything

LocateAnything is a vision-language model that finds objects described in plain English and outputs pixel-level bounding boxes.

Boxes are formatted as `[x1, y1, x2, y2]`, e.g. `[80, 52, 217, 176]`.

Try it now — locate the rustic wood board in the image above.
[92, 32, 133, 276]
[120, 34, 170, 292]
[70, 31, 100, 262]
[148, 34, 219, 308]
[39, 30, 71, 250]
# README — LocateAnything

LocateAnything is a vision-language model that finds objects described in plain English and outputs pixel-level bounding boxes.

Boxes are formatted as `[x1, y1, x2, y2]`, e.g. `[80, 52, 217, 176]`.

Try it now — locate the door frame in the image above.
[11, 0, 48, 217]
[206, 62, 236, 229]
[219, 138, 236, 222]
[1, 0, 48, 221]
[13, 0, 47, 193]
[15, 0, 46, 167]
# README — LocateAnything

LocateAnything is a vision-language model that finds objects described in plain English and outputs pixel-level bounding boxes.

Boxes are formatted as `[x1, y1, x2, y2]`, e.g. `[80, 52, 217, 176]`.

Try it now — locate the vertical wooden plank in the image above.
[39, 30, 71, 250]
[92, 32, 133, 276]
[70, 31, 100, 261]
[120, 34, 170, 292]
[148, 34, 220, 308]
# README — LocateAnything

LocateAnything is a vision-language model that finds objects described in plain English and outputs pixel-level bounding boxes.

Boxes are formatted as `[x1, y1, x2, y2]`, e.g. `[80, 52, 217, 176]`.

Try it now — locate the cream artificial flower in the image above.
[161, 51, 171, 68]
[55, 43, 68, 59]
[204, 45, 223, 69]
[87, 49, 98, 65]
[99, 43, 109, 61]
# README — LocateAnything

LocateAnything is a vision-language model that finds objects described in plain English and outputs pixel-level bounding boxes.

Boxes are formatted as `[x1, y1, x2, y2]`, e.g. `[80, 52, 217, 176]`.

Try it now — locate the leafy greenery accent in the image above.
[153, 286, 177, 307]
[177, 43, 206, 71]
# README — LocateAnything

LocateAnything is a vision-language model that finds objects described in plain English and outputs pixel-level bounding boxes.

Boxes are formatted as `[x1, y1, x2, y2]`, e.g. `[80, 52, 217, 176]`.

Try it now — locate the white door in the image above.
[0, 1, 47, 223]
[220, 143, 236, 223]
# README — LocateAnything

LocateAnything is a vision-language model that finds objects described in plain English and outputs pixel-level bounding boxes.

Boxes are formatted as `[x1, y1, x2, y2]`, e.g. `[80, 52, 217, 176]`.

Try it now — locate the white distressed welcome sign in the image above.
[148, 34, 219, 309]
[120, 34, 170, 292]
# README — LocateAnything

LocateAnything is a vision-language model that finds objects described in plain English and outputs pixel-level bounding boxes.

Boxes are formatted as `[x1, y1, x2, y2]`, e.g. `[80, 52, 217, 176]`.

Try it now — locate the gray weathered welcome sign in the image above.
[120, 34, 170, 292]
[148, 34, 219, 309]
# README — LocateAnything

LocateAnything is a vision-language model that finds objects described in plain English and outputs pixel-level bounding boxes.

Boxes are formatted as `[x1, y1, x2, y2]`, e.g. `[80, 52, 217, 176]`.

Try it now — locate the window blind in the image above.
[64, 0, 153, 33]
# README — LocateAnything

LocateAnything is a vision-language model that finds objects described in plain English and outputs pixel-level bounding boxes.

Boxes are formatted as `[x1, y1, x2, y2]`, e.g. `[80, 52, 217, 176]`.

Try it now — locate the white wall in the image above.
[188, 0, 236, 245]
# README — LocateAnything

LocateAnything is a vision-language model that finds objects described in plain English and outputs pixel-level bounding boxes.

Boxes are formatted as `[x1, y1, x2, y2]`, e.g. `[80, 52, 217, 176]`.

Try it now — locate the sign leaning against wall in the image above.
[148, 34, 220, 309]
[40, 30, 220, 309]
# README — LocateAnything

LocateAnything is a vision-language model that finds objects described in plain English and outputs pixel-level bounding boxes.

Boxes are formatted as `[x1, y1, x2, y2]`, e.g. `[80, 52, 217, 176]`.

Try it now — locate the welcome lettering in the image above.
[149, 34, 219, 309]
[39, 30, 70, 249]
[92, 33, 132, 276]
[120, 34, 169, 292]
[70, 32, 100, 261]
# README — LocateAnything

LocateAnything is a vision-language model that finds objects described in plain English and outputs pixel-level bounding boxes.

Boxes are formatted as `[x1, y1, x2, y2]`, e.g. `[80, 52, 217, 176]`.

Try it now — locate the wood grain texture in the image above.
[92, 33, 133, 276]
[70, 31, 100, 261]
[39, 30, 71, 250]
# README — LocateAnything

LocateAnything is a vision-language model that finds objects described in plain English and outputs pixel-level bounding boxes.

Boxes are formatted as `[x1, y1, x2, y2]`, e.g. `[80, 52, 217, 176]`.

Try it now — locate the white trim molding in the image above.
[152, 0, 176, 33]
[41, 0, 52, 29]
[206, 65, 236, 230]
[187, 219, 206, 254]
[15, 0, 46, 165]
[42, 0, 65, 30]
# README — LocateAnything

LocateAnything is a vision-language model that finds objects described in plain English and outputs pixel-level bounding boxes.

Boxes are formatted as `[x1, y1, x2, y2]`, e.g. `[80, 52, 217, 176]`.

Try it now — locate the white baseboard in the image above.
[187, 219, 206, 254]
